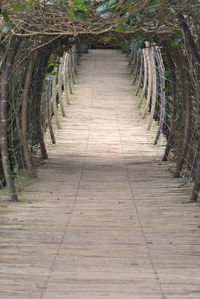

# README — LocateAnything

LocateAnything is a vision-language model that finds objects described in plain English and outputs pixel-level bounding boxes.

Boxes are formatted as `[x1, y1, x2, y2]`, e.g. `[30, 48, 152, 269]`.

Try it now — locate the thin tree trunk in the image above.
[178, 13, 200, 85]
[0, 46, 19, 201]
[174, 71, 191, 177]
[21, 56, 36, 177]
[51, 76, 61, 129]
[35, 69, 48, 159]
[190, 149, 200, 202]
[130, 50, 137, 75]
[128, 49, 134, 66]
[162, 46, 178, 161]
[154, 47, 166, 145]
[177, 13, 200, 200]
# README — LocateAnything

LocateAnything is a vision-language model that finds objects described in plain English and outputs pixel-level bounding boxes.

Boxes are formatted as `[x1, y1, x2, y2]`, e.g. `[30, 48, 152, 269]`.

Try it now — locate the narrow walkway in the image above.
[1, 50, 200, 299]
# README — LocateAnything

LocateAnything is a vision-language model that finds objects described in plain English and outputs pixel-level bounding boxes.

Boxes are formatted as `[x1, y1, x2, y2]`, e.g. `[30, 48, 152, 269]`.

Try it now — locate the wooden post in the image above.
[132, 50, 140, 85]
[135, 50, 144, 96]
[138, 48, 148, 108]
[143, 45, 153, 119]
[63, 53, 70, 105]
[67, 53, 73, 95]
[47, 81, 56, 144]
[69, 53, 76, 85]
[147, 46, 157, 130]
[57, 62, 66, 117]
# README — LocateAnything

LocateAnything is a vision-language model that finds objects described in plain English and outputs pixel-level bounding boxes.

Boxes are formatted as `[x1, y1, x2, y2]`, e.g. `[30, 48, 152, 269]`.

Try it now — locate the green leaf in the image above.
[50, 71, 58, 76]
[2, 10, 10, 22]
[163, 87, 170, 93]
[115, 24, 126, 33]
[170, 38, 182, 48]
[165, 71, 172, 78]
[12, 4, 25, 12]
[175, 29, 183, 39]
[118, 42, 130, 51]
[73, 9, 87, 19]
[118, 18, 128, 24]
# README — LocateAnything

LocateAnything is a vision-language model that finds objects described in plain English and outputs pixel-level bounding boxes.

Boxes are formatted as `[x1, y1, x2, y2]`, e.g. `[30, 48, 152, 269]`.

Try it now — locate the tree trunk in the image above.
[190, 148, 200, 201]
[178, 13, 200, 85]
[0, 46, 19, 201]
[173, 71, 191, 177]
[21, 56, 36, 177]
[35, 67, 48, 159]
[154, 47, 166, 145]
[162, 46, 178, 161]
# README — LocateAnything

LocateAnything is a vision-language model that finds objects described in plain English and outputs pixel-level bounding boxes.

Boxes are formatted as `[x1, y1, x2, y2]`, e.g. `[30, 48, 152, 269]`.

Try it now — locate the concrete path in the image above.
[1, 50, 200, 299]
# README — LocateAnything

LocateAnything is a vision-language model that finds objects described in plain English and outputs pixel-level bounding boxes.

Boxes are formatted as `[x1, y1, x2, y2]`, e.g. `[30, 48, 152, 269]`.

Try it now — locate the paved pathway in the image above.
[1, 50, 200, 299]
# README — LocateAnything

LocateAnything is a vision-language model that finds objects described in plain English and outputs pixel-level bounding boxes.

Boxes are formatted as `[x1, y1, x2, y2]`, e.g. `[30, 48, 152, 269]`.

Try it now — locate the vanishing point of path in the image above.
[1, 50, 200, 299]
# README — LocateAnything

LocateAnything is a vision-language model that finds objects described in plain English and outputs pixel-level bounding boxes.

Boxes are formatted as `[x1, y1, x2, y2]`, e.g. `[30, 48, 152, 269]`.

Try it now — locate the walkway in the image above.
[1, 50, 200, 299]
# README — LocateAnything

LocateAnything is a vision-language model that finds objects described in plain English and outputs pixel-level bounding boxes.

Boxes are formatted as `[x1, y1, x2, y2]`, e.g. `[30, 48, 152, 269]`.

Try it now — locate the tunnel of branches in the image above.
[0, 0, 200, 203]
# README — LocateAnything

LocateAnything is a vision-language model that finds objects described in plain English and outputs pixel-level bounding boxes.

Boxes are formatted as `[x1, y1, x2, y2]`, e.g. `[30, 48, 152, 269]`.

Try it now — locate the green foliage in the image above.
[46, 55, 60, 76]
[165, 71, 172, 79]
[115, 24, 126, 33]
[118, 42, 130, 51]
[12, 3, 26, 12]
[163, 87, 170, 93]
[170, 38, 182, 48]
[175, 29, 183, 39]
[2, 10, 10, 22]
[99, 36, 113, 43]
[66, 0, 91, 19]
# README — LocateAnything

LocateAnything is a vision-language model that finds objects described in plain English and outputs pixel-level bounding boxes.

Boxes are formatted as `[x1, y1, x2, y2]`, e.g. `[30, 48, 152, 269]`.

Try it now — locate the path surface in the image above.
[1, 50, 200, 299]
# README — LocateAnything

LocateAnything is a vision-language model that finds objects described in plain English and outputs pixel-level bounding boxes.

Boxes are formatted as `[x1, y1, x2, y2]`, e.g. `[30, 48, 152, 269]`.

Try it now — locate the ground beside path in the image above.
[1, 50, 200, 299]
